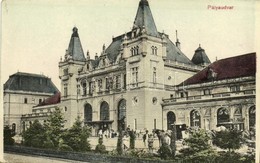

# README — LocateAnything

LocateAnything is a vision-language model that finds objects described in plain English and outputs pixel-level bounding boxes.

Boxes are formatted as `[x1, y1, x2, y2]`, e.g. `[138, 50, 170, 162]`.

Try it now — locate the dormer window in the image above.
[230, 85, 240, 92]
[180, 92, 188, 98]
[203, 89, 211, 95]
[131, 46, 139, 56]
[63, 68, 68, 76]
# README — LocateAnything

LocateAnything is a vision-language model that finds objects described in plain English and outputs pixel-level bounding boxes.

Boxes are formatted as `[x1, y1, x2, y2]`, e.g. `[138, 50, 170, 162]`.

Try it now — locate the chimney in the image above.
[175, 30, 181, 49]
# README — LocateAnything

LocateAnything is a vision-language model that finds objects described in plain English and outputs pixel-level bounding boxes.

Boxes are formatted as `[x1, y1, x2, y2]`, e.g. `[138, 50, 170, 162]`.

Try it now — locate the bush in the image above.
[62, 116, 91, 152]
[58, 143, 73, 152]
[216, 151, 255, 163]
[212, 129, 244, 152]
[157, 143, 172, 160]
[22, 120, 46, 148]
[4, 126, 15, 145]
[125, 149, 152, 158]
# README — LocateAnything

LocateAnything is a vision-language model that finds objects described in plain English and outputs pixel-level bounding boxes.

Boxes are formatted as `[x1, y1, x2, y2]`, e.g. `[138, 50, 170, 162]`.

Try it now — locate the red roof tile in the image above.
[37, 92, 61, 106]
[181, 53, 256, 86]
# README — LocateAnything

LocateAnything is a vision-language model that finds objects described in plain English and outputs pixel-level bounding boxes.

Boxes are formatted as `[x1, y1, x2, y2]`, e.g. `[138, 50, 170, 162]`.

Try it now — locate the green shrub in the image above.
[157, 143, 171, 160]
[213, 129, 244, 152]
[58, 143, 73, 151]
[4, 126, 15, 145]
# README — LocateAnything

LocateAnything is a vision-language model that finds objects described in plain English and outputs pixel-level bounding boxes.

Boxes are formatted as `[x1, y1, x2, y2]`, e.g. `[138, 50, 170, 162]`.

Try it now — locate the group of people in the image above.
[98, 128, 117, 138]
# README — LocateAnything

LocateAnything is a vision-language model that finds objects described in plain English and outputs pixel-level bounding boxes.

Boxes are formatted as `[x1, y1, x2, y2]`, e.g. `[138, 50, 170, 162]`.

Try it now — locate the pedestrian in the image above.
[98, 128, 103, 138]
[148, 134, 154, 153]
[142, 130, 148, 146]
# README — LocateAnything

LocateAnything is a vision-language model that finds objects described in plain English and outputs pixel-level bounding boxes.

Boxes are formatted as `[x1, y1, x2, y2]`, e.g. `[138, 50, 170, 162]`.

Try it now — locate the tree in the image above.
[22, 120, 46, 148]
[170, 124, 177, 157]
[129, 130, 136, 149]
[179, 129, 216, 162]
[116, 117, 125, 155]
[4, 126, 15, 145]
[43, 107, 65, 148]
[62, 116, 91, 152]
[212, 129, 244, 152]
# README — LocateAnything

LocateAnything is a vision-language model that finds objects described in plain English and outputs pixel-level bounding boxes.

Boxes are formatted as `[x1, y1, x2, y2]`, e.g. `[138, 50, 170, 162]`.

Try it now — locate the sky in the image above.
[1, 0, 258, 89]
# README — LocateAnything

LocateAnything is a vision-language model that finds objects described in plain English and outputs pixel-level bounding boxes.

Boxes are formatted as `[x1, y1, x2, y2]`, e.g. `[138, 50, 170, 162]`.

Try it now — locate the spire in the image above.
[191, 45, 211, 67]
[66, 27, 86, 62]
[175, 30, 181, 49]
[133, 0, 159, 37]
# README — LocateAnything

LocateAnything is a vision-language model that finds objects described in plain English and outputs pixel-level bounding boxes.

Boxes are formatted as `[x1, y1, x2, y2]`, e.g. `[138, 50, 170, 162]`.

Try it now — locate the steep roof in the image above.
[180, 53, 256, 86]
[96, 0, 193, 66]
[4, 72, 59, 94]
[133, 0, 159, 37]
[191, 46, 211, 66]
[67, 27, 86, 62]
[165, 36, 194, 64]
[104, 32, 193, 65]
[37, 92, 61, 106]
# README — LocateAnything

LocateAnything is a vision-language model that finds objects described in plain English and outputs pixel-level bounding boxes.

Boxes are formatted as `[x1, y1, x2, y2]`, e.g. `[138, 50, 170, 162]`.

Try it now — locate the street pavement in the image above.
[4, 153, 88, 163]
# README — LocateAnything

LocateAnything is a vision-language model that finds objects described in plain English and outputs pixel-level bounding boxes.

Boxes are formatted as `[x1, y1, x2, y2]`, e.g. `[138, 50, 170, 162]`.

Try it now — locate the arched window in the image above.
[84, 104, 92, 122]
[167, 111, 176, 130]
[131, 48, 134, 56]
[154, 47, 157, 55]
[135, 46, 139, 55]
[151, 46, 155, 55]
[153, 67, 156, 83]
[190, 110, 201, 127]
[234, 107, 242, 121]
[217, 108, 230, 124]
[118, 99, 126, 130]
[100, 101, 109, 120]
[249, 106, 255, 129]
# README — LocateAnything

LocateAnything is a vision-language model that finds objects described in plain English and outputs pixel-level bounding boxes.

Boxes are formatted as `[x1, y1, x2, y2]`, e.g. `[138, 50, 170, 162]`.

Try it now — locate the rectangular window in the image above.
[24, 98, 28, 104]
[131, 67, 138, 86]
[39, 99, 42, 104]
[180, 92, 188, 98]
[77, 84, 80, 95]
[83, 82, 87, 96]
[116, 75, 121, 89]
[98, 79, 103, 91]
[89, 82, 92, 95]
[63, 68, 68, 76]
[230, 85, 240, 92]
[134, 119, 137, 130]
[106, 78, 109, 90]
[64, 84, 68, 97]
[154, 119, 157, 129]
[203, 89, 211, 95]
[123, 74, 126, 89]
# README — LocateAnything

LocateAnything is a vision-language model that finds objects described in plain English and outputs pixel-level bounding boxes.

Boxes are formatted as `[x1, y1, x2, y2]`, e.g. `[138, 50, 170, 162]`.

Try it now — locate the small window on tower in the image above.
[24, 98, 28, 104]
[63, 68, 68, 76]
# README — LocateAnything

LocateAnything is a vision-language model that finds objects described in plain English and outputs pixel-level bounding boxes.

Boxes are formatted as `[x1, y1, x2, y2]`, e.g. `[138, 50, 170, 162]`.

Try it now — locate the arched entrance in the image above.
[190, 110, 201, 127]
[217, 108, 230, 125]
[118, 99, 126, 131]
[84, 103, 92, 122]
[249, 106, 255, 130]
[167, 111, 176, 130]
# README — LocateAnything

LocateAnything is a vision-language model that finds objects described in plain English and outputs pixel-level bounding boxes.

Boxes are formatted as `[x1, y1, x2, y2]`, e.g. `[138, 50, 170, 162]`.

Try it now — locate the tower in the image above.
[59, 27, 86, 127]
[191, 44, 211, 67]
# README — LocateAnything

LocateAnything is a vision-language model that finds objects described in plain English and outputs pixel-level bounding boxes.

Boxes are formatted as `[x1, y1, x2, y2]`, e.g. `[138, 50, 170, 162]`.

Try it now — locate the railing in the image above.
[164, 60, 203, 71]
[163, 90, 255, 103]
